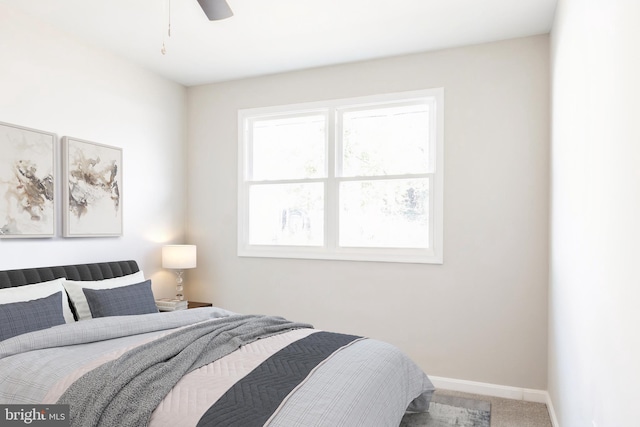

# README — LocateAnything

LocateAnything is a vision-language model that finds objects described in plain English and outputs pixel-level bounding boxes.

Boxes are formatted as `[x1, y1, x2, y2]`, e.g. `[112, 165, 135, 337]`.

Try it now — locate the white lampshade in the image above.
[162, 245, 197, 269]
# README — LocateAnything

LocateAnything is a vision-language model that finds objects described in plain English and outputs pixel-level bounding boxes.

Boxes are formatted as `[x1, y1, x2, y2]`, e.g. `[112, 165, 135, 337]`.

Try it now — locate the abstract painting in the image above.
[0, 121, 56, 238]
[62, 137, 122, 237]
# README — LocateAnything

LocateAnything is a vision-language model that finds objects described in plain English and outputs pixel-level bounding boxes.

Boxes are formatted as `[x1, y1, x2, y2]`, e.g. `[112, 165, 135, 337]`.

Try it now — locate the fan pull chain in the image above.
[161, 0, 171, 55]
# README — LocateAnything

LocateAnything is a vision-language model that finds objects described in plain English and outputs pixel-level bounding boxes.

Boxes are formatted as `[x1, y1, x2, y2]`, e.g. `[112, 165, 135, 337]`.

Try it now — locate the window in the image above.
[238, 88, 444, 264]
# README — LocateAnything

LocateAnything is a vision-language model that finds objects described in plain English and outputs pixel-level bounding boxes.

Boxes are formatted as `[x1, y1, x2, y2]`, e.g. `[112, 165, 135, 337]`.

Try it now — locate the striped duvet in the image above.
[0, 308, 434, 427]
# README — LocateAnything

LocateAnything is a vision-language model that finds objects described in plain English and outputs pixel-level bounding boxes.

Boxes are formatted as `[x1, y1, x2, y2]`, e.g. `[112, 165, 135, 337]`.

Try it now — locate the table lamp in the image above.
[162, 244, 197, 301]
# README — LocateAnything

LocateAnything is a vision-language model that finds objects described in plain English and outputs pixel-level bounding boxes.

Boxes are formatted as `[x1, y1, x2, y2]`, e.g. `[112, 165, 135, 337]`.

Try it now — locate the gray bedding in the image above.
[0, 308, 434, 427]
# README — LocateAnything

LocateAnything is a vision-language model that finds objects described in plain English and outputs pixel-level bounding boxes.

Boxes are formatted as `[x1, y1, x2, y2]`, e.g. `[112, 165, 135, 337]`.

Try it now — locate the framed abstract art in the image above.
[0, 121, 56, 238]
[62, 136, 123, 237]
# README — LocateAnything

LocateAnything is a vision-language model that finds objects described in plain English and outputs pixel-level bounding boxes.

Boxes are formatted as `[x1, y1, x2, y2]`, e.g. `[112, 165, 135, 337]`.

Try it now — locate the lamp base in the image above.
[175, 271, 184, 301]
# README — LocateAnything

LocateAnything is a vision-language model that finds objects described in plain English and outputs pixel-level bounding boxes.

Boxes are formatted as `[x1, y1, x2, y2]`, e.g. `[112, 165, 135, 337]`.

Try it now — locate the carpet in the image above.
[400, 394, 491, 427]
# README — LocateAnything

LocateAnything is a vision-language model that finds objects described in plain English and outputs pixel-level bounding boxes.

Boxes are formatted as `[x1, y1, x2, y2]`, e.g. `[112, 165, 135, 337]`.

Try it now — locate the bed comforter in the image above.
[0, 308, 434, 427]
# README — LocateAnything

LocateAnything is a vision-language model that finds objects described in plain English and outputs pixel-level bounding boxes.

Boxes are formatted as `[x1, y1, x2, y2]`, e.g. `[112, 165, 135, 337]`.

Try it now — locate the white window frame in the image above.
[238, 88, 444, 264]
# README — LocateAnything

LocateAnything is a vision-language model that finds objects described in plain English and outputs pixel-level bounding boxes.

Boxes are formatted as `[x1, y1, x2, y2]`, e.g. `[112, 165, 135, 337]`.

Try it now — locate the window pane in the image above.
[249, 183, 324, 246]
[339, 179, 429, 248]
[341, 104, 429, 177]
[252, 115, 326, 180]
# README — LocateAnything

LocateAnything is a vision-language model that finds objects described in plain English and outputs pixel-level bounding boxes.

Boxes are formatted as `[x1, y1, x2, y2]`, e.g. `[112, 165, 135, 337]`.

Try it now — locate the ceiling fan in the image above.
[197, 0, 234, 21]
[161, 0, 232, 55]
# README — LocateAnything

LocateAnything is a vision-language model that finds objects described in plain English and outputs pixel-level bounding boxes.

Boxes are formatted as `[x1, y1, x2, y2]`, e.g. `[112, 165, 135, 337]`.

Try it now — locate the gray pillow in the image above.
[0, 291, 66, 341]
[82, 280, 159, 318]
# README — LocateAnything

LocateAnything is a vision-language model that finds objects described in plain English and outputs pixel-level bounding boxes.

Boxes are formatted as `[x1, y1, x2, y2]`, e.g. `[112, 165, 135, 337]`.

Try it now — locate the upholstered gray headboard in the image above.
[0, 260, 140, 289]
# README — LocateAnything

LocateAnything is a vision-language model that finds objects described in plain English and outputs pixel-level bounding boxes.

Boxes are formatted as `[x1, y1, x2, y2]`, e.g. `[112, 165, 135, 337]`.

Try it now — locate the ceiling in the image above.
[2, 0, 557, 87]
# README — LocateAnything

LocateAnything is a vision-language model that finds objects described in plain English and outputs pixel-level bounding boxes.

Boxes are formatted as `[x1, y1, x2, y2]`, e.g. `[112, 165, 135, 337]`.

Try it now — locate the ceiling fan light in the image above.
[197, 0, 234, 21]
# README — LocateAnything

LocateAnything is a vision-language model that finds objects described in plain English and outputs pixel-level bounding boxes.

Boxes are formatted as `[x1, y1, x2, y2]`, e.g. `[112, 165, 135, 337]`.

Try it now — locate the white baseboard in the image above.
[429, 376, 559, 427]
[545, 392, 560, 427]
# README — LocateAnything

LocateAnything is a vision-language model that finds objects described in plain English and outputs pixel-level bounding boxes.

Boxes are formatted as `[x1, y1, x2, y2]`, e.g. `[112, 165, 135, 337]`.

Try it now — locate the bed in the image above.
[0, 260, 435, 427]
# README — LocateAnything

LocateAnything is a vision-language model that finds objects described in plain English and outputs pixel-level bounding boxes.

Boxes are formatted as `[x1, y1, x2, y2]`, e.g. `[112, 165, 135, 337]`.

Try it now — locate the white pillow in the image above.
[0, 278, 75, 323]
[63, 271, 145, 321]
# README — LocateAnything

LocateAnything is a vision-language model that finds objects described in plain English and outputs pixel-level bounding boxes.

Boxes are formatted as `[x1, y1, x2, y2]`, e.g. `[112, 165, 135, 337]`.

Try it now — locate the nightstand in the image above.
[187, 301, 213, 309]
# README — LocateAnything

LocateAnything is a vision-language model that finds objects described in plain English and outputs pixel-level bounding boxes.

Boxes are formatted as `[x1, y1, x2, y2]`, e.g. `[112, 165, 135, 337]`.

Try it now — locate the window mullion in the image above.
[326, 107, 338, 251]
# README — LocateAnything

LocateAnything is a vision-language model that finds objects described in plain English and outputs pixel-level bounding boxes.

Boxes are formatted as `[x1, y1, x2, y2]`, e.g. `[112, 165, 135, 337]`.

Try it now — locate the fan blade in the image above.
[197, 0, 234, 21]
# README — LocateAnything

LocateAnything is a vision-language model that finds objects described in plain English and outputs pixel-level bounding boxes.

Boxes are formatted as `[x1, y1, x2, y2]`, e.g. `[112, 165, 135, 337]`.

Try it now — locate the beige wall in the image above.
[187, 35, 550, 390]
[0, 5, 188, 296]
[550, 0, 640, 425]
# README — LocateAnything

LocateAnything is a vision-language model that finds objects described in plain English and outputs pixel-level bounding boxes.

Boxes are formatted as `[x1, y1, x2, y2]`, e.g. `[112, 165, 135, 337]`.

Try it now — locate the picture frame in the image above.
[62, 136, 123, 237]
[0, 121, 56, 238]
